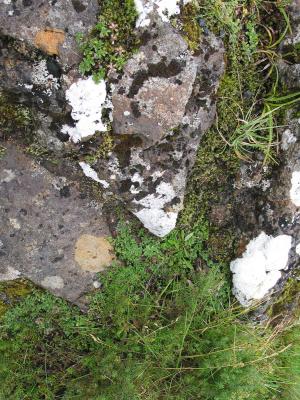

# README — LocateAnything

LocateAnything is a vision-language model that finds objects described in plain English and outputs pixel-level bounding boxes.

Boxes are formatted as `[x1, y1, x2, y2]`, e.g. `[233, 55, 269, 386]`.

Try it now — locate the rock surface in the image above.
[0, 0, 225, 238]
[0, 0, 99, 67]
[100, 19, 225, 236]
[0, 142, 113, 306]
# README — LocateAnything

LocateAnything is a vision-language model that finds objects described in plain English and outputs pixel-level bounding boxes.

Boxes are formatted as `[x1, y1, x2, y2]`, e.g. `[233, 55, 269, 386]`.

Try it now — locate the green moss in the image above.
[76, 0, 138, 82]
[84, 132, 115, 164]
[175, 2, 201, 52]
[268, 275, 300, 320]
[0, 145, 6, 159]
[0, 93, 33, 138]
[0, 280, 33, 317]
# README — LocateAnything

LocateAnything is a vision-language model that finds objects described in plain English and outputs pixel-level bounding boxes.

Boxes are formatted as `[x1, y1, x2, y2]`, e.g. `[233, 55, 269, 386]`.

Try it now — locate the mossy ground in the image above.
[0, 1, 300, 399]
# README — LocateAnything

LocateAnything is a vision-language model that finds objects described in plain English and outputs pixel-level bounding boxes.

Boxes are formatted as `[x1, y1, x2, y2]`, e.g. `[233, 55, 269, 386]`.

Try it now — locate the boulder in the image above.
[0, 143, 113, 307]
[99, 20, 225, 237]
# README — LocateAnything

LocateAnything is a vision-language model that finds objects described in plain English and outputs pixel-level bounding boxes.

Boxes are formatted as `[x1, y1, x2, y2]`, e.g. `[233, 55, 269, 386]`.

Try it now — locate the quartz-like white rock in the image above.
[290, 171, 300, 207]
[62, 77, 108, 143]
[230, 232, 292, 306]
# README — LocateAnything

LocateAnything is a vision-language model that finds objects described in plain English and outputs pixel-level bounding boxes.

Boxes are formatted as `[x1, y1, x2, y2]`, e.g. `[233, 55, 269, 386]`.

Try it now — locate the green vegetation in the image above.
[76, 0, 138, 82]
[84, 132, 115, 164]
[1, 1, 300, 399]
[0, 93, 33, 138]
[0, 223, 299, 399]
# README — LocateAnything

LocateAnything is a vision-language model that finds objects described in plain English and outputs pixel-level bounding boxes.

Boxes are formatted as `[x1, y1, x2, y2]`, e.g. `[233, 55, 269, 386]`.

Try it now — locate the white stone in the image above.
[79, 162, 110, 188]
[230, 232, 292, 306]
[290, 171, 300, 207]
[133, 181, 178, 237]
[93, 280, 102, 289]
[61, 77, 108, 143]
[296, 243, 300, 255]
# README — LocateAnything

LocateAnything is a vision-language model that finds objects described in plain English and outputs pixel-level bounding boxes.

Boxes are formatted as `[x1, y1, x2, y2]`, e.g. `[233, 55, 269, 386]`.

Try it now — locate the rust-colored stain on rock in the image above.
[75, 234, 115, 272]
[35, 29, 65, 55]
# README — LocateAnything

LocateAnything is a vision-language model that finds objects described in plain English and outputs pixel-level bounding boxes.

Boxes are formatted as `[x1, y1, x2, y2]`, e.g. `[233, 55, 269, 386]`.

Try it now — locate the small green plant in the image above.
[0, 145, 6, 159]
[84, 132, 115, 164]
[219, 91, 300, 163]
[76, 0, 138, 82]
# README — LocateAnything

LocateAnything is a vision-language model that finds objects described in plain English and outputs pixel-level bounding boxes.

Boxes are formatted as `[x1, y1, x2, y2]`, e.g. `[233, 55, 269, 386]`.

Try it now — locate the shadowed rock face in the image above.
[0, 143, 112, 307]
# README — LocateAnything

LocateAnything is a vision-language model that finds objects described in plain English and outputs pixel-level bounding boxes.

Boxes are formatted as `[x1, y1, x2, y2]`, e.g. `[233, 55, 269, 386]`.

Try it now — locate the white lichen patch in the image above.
[0, 169, 16, 184]
[61, 77, 108, 143]
[230, 232, 292, 306]
[133, 181, 178, 237]
[281, 129, 297, 151]
[134, 0, 192, 27]
[9, 218, 21, 230]
[130, 172, 144, 194]
[79, 162, 110, 189]
[296, 243, 300, 255]
[32, 60, 59, 96]
[41, 275, 64, 290]
[290, 171, 300, 207]
[0, 267, 21, 281]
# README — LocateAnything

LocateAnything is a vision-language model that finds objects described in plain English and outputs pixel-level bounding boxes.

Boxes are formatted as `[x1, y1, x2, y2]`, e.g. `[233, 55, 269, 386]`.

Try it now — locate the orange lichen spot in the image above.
[35, 28, 65, 56]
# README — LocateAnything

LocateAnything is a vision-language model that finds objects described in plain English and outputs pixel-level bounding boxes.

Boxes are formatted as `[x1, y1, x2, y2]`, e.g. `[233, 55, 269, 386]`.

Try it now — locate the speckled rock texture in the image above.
[100, 19, 225, 236]
[0, 0, 99, 67]
[0, 142, 112, 307]
[0, 2, 225, 237]
[0, 0, 99, 154]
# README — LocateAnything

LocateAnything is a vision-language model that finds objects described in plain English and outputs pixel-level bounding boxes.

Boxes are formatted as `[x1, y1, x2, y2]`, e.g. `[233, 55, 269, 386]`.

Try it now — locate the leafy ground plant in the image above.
[76, 0, 138, 82]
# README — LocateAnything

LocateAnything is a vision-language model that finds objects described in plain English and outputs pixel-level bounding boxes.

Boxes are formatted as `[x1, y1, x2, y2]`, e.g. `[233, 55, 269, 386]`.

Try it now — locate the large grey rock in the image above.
[0, 143, 114, 306]
[97, 20, 225, 237]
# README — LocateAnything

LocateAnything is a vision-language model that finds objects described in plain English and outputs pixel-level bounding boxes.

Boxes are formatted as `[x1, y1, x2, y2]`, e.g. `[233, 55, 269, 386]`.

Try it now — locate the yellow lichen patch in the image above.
[34, 29, 65, 56]
[75, 234, 115, 272]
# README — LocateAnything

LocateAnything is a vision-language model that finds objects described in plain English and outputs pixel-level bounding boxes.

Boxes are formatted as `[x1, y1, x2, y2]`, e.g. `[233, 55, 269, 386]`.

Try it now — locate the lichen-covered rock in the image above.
[0, 0, 99, 67]
[0, 0, 99, 154]
[224, 0, 300, 307]
[0, 143, 112, 306]
[100, 19, 225, 237]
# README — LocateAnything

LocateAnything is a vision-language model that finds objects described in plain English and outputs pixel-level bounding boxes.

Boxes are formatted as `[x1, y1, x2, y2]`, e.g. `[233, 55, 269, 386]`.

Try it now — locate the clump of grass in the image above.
[219, 91, 300, 163]
[76, 0, 138, 82]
